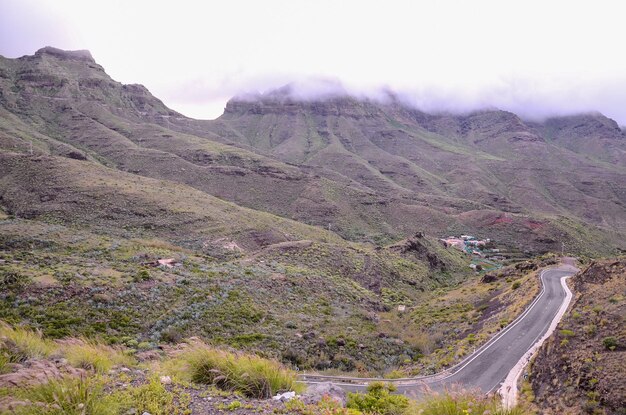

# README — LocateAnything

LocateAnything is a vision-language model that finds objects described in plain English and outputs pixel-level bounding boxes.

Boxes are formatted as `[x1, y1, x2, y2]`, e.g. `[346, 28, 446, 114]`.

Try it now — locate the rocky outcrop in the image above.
[530, 259, 626, 415]
[34, 46, 95, 63]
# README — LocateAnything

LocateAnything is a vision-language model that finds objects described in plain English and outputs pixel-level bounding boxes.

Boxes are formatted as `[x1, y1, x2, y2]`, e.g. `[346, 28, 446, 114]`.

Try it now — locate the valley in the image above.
[0, 47, 625, 414]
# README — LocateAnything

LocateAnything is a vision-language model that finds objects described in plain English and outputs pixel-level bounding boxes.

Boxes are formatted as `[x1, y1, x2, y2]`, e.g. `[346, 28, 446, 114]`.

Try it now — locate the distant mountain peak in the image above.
[34, 46, 95, 63]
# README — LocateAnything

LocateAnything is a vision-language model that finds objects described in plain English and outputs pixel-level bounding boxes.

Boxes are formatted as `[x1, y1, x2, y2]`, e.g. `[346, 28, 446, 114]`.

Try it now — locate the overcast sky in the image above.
[2, 0, 626, 124]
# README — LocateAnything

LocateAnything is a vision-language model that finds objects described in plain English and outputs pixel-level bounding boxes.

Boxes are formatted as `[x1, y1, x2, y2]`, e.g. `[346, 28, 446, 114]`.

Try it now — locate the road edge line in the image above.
[300, 266, 556, 385]
[498, 273, 574, 408]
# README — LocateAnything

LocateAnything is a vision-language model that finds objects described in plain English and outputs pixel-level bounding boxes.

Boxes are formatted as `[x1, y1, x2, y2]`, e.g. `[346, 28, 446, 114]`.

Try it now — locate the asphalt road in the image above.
[300, 266, 576, 397]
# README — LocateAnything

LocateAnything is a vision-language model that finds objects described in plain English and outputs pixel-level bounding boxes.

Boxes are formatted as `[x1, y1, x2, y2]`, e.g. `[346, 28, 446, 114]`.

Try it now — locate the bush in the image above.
[134, 269, 151, 282]
[165, 342, 302, 398]
[347, 382, 409, 415]
[0, 271, 30, 290]
[117, 376, 190, 415]
[512, 281, 521, 290]
[64, 340, 135, 373]
[602, 336, 618, 351]
[10, 375, 120, 415]
[286, 396, 362, 415]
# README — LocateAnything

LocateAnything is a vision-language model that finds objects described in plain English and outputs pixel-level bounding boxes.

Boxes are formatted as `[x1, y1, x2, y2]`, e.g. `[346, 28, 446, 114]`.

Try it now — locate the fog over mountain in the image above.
[1, 2, 626, 412]
[2, 0, 626, 124]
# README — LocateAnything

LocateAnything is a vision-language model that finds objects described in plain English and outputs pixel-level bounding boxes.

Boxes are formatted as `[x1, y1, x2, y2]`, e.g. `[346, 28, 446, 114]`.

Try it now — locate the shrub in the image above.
[227, 400, 242, 410]
[64, 340, 135, 373]
[383, 370, 404, 379]
[160, 326, 184, 344]
[347, 382, 409, 415]
[512, 281, 521, 290]
[10, 375, 120, 415]
[0, 322, 56, 363]
[165, 342, 302, 398]
[0, 271, 30, 290]
[285, 396, 362, 415]
[134, 269, 151, 282]
[602, 336, 618, 351]
[559, 329, 575, 338]
[117, 376, 190, 415]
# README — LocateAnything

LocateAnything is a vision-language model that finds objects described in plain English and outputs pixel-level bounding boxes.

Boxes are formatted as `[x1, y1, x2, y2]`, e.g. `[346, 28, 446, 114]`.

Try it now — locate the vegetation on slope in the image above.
[0, 200, 471, 373]
[527, 259, 626, 415]
[1, 48, 624, 255]
[0, 321, 529, 415]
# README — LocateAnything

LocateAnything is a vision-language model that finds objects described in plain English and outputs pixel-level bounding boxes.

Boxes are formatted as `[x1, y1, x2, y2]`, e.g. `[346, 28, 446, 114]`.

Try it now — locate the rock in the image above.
[160, 375, 172, 385]
[0, 359, 86, 388]
[302, 382, 347, 406]
[515, 261, 538, 272]
[66, 150, 87, 160]
[272, 391, 297, 401]
[135, 350, 161, 362]
[481, 273, 497, 283]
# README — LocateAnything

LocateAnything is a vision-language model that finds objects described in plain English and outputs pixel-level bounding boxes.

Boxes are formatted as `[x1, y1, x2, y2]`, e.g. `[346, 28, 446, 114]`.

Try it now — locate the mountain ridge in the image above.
[1, 47, 625, 255]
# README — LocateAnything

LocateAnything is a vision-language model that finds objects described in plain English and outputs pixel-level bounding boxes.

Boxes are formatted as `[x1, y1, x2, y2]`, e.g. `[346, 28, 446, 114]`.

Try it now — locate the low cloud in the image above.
[165, 74, 626, 125]
[3, 0, 626, 125]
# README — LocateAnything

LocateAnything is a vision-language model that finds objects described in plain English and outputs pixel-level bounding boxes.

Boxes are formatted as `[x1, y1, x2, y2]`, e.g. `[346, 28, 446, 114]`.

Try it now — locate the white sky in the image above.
[2, 0, 626, 124]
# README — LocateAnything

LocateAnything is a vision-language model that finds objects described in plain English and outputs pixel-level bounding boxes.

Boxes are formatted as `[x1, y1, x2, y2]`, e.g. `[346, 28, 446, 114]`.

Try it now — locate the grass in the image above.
[283, 395, 362, 415]
[0, 322, 134, 374]
[414, 388, 527, 415]
[9, 375, 120, 415]
[164, 342, 302, 398]
[6, 374, 191, 415]
[63, 340, 135, 373]
[0, 322, 56, 363]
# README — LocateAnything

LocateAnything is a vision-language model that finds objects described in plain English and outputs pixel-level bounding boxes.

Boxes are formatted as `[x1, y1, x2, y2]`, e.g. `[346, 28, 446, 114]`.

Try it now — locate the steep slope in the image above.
[0, 48, 625, 255]
[0, 152, 343, 253]
[534, 113, 626, 165]
[210, 92, 626, 253]
[0, 151, 473, 371]
[0, 48, 460, 245]
[529, 259, 626, 415]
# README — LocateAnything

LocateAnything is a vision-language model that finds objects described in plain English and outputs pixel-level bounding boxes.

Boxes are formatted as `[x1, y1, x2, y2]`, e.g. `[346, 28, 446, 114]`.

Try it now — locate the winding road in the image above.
[299, 263, 578, 399]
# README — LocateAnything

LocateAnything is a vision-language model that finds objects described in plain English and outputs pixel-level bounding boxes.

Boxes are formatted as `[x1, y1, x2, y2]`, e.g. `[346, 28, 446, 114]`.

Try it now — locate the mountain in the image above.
[1, 47, 625, 258]
[2, 46, 626, 413]
[207, 91, 626, 254]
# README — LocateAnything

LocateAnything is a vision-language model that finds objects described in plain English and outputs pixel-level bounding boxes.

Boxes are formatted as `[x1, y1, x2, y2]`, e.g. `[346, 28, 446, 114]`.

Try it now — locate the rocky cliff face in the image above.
[401, 108, 545, 145]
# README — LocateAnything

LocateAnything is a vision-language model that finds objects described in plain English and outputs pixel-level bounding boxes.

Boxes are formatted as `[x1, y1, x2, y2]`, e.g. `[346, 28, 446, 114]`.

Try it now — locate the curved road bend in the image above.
[300, 265, 577, 397]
